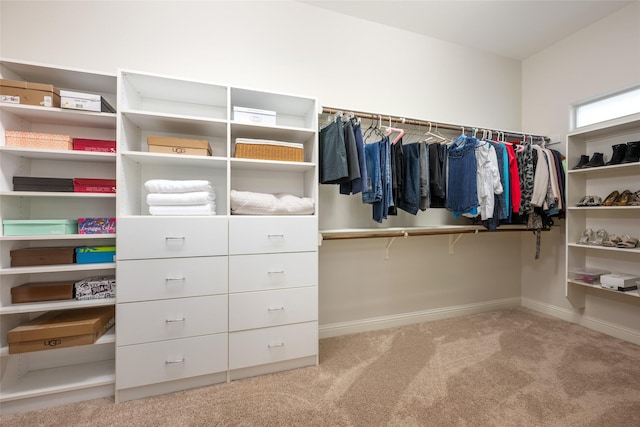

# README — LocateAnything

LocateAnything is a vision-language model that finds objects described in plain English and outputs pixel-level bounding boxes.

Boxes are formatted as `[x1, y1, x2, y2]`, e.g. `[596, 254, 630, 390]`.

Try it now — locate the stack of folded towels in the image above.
[144, 179, 216, 215]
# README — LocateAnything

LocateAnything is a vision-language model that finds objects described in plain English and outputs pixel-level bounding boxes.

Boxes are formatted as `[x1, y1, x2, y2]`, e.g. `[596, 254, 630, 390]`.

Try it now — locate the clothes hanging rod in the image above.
[320, 225, 541, 241]
[321, 106, 553, 143]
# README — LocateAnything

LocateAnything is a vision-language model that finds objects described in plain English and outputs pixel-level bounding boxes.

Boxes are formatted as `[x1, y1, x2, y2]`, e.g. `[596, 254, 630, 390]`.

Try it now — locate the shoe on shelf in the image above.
[584, 152, 605, 168]
[593, 229, 608, 246]
[587, 196, 602, 206]
[629, 190, 640, 206]
[613, 189, 632, 206]
[606, 143, 627, 165]
[577, 228, 593, 245]
[576, 195, 591, 206]
[617, 235, 639, 248]
[572, 155, 589, 169]
[602, 234, 621, 247]
[602, 190, 620, 206]
[620, 141, 640, 163]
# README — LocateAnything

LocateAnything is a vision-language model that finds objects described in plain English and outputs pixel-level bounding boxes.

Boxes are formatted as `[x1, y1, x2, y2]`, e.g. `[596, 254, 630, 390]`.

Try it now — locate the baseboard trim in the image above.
[319, 297, 521, 339]
[521, 297, 640, 345]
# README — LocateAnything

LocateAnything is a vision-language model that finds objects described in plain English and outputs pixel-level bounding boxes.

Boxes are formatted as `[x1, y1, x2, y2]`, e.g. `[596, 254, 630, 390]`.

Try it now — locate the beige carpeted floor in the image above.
[2, 308, 639, 426]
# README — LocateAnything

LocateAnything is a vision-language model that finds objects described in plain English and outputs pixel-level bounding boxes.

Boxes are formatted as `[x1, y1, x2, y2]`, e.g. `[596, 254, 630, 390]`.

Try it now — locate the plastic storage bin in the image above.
[568, 268, 611, 284]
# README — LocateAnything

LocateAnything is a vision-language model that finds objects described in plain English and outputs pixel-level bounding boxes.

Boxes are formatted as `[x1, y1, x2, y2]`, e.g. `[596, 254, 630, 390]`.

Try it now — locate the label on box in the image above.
[42, 96, 52, 107]
[1, 95, 20, 104]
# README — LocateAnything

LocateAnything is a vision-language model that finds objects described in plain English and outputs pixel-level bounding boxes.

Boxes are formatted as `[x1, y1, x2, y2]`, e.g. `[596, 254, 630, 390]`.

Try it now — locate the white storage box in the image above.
[61, 90, 101, 111]
[233, 106, 276, 125]
[600, 273, 640, 289]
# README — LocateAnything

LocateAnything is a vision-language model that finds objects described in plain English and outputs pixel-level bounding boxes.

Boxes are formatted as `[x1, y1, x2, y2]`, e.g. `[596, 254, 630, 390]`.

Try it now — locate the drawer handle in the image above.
[165, 236, 186, 241]
[268, 342, 284, 348]
[267, 234, 285, 238]
[268, 270, 285, 275]
[165, 317, 186, 323]
[267, 306, 285, 312]
[165, 277, 186, 282]
[165, 358, 185, 365]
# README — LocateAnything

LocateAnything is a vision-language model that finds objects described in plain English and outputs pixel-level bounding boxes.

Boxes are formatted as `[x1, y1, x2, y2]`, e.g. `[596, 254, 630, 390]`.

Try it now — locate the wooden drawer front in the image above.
[229, 252, 317, 292]
[229, 286, 317, 331]
[117, 295, 227, 345]
[117, 256, 228, 302]
[116, 333, 227, 390]
[228, 217, 317, 255]
[117, 217, 228, 260]
[229, 322, 318, 370]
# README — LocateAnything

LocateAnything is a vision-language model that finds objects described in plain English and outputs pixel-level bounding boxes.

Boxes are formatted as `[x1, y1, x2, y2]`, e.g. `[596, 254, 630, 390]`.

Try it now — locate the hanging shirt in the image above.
[475, 141, 503, 220]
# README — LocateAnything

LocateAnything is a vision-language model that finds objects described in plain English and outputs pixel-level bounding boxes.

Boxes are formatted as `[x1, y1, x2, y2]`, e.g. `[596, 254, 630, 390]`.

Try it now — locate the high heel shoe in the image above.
[602, 234, 621, 247]
[602, 190, 619, 206]
[577, 228, 593, 245]
[617, 235, 639, 248]
[593, 229, 608, 246]
[613, 190, 632, 206]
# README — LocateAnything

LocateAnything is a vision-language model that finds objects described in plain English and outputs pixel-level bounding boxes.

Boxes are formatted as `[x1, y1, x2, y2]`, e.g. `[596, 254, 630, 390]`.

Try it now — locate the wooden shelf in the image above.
[0, 263, 116, 276]
[1, 104, 115, 129]
[0, 298, 115, 315]
[567, 280, 640, 298]
[0, 234, 115, 242]
[0, 147, 115, 162]
[320, 224, 531, 240]
[0, 191, 115, 198]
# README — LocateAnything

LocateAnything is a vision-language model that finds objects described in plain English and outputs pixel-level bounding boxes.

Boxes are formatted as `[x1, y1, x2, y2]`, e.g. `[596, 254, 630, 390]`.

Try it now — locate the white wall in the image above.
[1, 1, 525, 332]
[521, 1, 640, 340]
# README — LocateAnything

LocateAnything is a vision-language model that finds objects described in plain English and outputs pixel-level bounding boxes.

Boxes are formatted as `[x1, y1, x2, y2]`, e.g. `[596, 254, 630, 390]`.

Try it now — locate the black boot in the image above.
[585, 152, 605, 168]
[572, 154, 589, 169]
[606, 143, 627, 165]
[621, 141, 640, 163]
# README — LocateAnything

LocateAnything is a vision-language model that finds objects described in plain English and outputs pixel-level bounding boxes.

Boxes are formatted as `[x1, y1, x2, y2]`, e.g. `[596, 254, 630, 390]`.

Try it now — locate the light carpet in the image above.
[2, 308, 639, 426]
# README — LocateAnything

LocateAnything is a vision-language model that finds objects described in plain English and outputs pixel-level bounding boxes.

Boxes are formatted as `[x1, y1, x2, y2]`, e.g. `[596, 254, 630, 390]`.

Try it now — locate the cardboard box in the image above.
[0, 79, 61, 107]
[13, 176, 75, 192]
[7, 306, 115, 354]
[75, 246, 116, 264]
[147, 136, 211, 156]
[72, 138, 116, 153]
[75, 275, 116, 301]
[233, 106, 276, 125]
[6, 131, 73, 150]
[3, 219, 78, 236]
[73, 178, 116, 193]
[60, 90, 115, 113]
[11, 281, 75, 304]
[78, 217, 116, 234]
[10, 246, 76, 267]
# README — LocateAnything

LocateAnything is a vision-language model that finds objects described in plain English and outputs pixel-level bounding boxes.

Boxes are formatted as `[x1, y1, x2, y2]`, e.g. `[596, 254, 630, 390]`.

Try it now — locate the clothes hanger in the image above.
[422, 122, 447, 144]
[515, 134, 526, 153]
[384, 117, 405, 145]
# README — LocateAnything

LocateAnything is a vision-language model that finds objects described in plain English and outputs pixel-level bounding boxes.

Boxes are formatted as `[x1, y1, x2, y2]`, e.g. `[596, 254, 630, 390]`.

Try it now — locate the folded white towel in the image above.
[149, 203, 216, 216]
[144, 179, 212, 194]
[147, 191, 216, 206]
[230, 190, 314, 215]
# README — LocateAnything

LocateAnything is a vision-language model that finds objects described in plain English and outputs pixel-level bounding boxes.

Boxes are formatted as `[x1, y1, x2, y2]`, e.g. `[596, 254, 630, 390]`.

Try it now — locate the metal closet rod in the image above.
[322, 106, 551, 142]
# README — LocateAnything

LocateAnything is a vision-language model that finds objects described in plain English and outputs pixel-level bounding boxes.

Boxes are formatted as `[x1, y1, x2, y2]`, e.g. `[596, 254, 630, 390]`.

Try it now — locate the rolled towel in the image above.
[144, 179, 212, 193]
[149, 203, 216, 216]
[147, 191, 215, 206]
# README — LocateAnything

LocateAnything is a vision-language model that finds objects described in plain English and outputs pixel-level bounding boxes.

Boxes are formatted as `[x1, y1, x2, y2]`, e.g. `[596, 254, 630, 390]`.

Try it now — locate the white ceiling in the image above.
[300, 0, 635, 60]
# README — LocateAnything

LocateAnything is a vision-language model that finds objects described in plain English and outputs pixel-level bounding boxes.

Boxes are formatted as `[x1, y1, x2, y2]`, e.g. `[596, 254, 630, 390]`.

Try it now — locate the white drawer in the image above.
[229, 286, 317, 331]
[229, 252, 317, 292]
[229, 322, 318, 370]
[117, 256, 228, 302]
[117, 217, 228, 260]
[117, 295, 227, 345]
[116, 333, 227, 390]
[228, 217, 317, 254]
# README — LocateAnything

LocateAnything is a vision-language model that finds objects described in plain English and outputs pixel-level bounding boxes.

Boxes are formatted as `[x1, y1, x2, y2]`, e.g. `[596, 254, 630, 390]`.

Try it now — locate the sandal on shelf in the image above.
[613, 189, 632, 206]
[577, 228, 593, 245]
[602, 234, 621, 247]
[629, 190, 640, 206]
[576, 195, 590, 206]
[588, 196, 602, 206]
[602, 190, 619, 206]
[617, 235, 639, 248]
[593, 229, 608, 246]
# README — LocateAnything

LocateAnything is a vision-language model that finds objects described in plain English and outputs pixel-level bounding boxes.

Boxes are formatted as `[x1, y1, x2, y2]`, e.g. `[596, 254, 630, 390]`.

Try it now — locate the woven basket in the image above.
[235, 142, 303, 162]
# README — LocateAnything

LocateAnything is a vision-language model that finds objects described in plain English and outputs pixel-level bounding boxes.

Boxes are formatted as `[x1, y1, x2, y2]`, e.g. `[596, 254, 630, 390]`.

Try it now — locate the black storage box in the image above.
[13, 176, 74, 192]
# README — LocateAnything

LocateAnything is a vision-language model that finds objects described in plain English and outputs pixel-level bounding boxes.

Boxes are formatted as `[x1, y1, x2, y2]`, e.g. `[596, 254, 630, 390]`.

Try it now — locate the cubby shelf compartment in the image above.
[0, 147, 116, 162]
[0, 298, 116, 315]
[0, 104, 116, 129]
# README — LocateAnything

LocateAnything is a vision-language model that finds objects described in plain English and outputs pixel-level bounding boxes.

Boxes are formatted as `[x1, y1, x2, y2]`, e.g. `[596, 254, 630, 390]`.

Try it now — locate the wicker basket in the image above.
[235, 138, 304, 162]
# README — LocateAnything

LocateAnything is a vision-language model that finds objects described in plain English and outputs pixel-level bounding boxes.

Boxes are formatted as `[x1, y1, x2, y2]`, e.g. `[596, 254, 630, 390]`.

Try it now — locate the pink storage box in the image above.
[5, 131, 72, 150]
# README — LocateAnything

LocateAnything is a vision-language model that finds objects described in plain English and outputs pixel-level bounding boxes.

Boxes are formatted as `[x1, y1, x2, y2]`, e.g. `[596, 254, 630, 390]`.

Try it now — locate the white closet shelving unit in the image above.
[0, 59, 117, 414]
[115, 69, 318, 401]
[565, 113, 640, 307]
